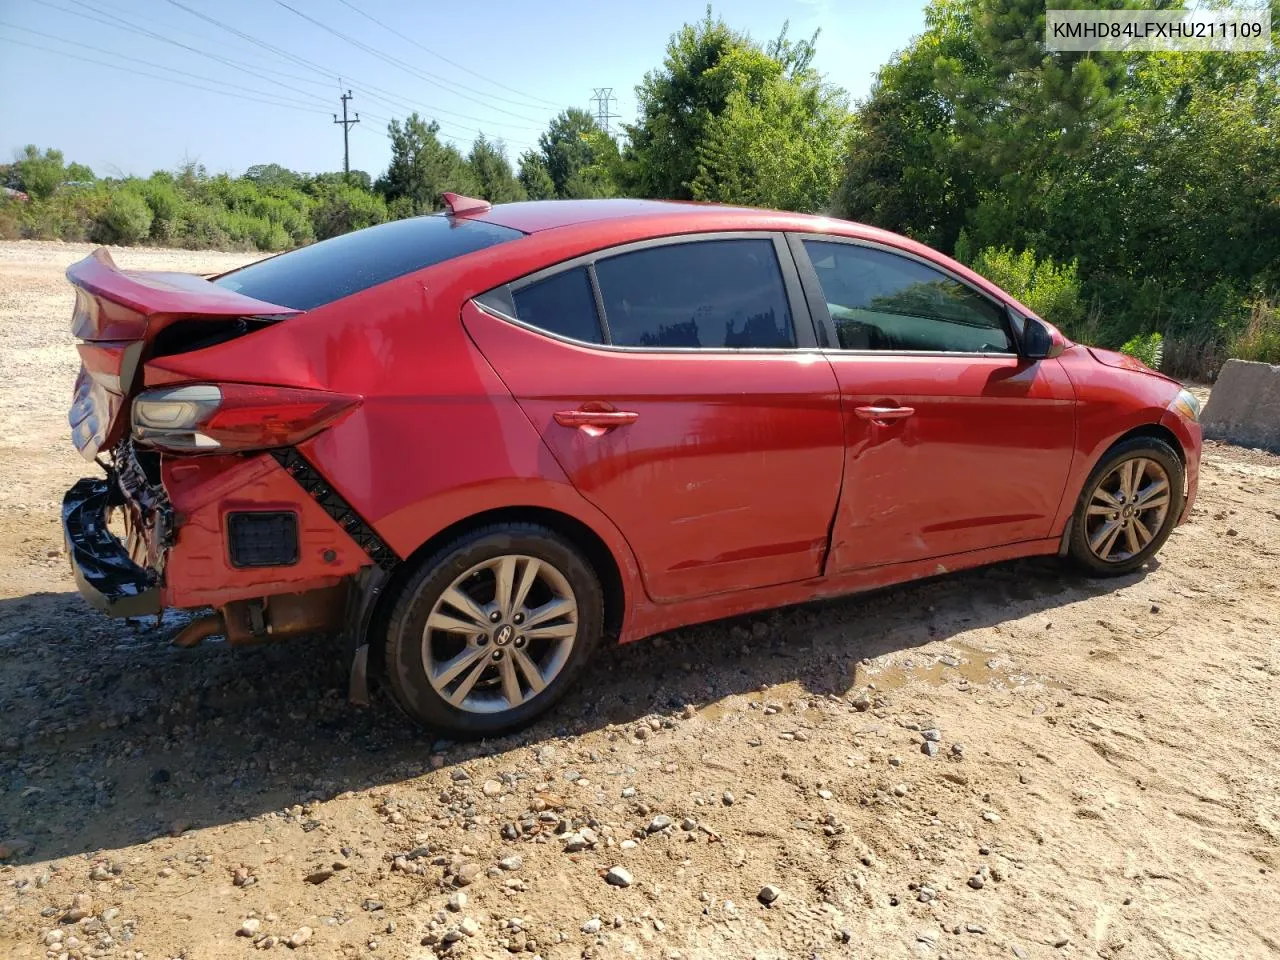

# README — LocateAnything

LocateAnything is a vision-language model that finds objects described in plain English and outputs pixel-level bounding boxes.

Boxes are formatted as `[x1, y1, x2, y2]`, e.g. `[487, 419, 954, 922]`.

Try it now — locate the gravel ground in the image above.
[1, 240, 1278, 960]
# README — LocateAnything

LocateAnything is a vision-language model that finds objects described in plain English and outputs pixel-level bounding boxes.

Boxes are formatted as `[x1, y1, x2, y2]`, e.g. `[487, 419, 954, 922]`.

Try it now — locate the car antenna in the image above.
[441, 192, 492, 217]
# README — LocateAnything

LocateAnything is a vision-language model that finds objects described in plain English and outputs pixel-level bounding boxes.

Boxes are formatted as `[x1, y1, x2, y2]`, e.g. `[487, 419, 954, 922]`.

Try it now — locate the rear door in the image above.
[790, 235, 1076, 571]
[463, 233, 845, 603]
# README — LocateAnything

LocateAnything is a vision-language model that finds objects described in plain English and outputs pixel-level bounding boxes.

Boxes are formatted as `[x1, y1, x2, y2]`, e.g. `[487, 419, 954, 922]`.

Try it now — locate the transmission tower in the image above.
[589, 87, 620, 135]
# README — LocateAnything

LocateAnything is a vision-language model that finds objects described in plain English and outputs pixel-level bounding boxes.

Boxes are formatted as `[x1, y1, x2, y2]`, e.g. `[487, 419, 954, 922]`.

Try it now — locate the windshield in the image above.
[214, 215, 523, 311]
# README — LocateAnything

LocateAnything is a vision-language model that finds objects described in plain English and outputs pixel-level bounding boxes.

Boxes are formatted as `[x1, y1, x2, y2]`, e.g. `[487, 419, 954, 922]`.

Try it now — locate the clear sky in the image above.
[0, 0, 928, 179]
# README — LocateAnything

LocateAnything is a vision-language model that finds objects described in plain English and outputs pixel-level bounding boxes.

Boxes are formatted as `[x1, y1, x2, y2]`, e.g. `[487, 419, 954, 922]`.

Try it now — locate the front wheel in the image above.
[381, 524, 603, 736]
[1067, 436, 1185, 576]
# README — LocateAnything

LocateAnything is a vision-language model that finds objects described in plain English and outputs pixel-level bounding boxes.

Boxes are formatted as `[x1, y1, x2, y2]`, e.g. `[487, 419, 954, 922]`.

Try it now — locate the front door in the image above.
[792, 236, 1076, 572]
[465, 234, 845, 602]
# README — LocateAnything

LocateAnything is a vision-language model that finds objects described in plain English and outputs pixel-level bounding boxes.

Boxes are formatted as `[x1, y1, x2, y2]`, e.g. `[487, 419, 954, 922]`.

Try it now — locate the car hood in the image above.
[1087, 346, 1179, 385]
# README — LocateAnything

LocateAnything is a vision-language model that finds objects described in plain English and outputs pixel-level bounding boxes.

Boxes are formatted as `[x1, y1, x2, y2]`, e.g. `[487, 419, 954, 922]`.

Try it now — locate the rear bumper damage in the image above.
[62, 476, 162, 618]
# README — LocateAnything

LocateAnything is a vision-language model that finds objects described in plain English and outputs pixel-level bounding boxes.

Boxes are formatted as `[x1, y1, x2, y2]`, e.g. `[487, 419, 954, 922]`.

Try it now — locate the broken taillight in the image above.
[131, 383, 360, 453]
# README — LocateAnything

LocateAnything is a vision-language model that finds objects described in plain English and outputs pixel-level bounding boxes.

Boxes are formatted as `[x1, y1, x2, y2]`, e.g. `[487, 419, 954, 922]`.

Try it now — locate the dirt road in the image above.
[1, 241, 1277, 960]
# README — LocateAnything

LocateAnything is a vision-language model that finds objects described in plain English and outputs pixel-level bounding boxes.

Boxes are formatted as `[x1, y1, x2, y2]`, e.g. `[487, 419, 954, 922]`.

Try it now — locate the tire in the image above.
[1067, 436, 1185, 577]
[381, 523, 603, 736]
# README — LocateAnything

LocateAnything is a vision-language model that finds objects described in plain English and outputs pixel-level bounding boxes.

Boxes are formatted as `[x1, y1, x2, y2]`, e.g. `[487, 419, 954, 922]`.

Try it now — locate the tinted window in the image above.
[214, 215, 522, 311]
[802, 240, 1013, 353]
[595, 239, 794, 349]
[511, 267, 603, 344]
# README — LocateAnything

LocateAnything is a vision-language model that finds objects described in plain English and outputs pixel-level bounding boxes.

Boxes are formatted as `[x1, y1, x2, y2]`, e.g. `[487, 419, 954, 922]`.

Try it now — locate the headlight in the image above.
[1170, 388, 1201, 423]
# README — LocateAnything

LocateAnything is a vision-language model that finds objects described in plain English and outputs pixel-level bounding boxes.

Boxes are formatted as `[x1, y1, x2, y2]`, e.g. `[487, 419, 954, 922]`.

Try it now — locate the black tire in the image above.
[1067, 436, 1185, 577]
[381, 523, 603, 736]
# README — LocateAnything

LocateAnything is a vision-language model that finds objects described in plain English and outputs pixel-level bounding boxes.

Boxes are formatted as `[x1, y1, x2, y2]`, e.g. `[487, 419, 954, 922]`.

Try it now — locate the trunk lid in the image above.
[66, 248, 297, 459]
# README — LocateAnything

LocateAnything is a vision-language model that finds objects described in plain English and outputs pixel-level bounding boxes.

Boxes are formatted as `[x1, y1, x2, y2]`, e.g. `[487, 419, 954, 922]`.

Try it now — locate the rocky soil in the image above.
[0, 241, 1277, 960]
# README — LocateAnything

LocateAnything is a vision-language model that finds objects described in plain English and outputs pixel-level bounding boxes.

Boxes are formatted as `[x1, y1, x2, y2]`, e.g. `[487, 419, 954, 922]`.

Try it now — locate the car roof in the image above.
[467, 198, 1036, 320]
[474, 198, 851, 236]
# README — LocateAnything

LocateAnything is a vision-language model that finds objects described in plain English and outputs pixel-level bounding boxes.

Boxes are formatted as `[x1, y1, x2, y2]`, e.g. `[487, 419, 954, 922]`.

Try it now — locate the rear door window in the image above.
[214, 215, 522, 311]
[594, 239, 795, 348]
[510, 267, 603, 344]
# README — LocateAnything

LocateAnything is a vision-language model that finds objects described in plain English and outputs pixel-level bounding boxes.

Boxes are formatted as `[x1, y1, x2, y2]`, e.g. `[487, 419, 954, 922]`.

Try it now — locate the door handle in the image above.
[854, 405, 915, 422]
[554, 409, 639, 435]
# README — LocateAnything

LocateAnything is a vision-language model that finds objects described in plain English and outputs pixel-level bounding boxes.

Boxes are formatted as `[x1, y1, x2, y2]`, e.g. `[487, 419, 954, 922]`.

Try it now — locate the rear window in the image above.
[214, 215, 523, 311]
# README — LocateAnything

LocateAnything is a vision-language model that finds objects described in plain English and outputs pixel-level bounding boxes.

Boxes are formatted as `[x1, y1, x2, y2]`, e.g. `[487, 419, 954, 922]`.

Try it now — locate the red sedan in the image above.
[62, 195, 1203, 734]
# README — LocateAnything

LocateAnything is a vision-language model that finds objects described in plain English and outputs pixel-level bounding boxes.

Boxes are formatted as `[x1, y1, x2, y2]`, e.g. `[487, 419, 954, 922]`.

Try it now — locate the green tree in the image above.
[15, 145, 67, 200]
[623, 11, 811, 199]
[65, 162, 95, 183]
[376, 113, 477, 214]
[244, 163, 303, 191]
[536, 109, 618, 198]
[517, 151, 556, 200]
[690, 69, 850, 212]
[467, 135, 526, 204]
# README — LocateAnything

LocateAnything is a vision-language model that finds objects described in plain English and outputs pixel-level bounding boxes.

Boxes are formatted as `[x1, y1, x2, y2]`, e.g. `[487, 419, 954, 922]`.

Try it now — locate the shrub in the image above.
[969, 245, 1086, 340]
[95, 190, 154, 245]
[1228, 300, 1280, 365]
[310, 184, 388, 240]
[1120, 331, 1165, 370]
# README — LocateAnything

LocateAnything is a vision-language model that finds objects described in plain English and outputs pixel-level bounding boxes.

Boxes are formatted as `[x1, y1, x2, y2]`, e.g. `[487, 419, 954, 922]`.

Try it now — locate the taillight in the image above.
[132, 383, 360, 453]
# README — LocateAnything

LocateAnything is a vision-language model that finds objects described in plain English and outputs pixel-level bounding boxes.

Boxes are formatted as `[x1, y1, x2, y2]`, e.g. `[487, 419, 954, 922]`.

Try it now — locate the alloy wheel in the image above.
[1084, 456, 1172, 564]
[421, 554, 578, 714]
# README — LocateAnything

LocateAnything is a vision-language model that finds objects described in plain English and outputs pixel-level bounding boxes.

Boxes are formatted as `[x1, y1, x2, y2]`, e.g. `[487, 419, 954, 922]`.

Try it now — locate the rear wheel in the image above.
[381, 524, 603, 736]
[1068, 437, 1184, 576]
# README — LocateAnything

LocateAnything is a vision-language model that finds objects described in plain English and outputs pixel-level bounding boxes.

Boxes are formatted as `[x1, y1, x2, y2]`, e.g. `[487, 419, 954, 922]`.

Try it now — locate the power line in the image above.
[268, 0, 551, 123]
[331, 0, 562, 110]
[1, 21, 332, 113]
[159, 0, 545, 136]
[0, 36, 332, 115]
[33, 0, 338, 108]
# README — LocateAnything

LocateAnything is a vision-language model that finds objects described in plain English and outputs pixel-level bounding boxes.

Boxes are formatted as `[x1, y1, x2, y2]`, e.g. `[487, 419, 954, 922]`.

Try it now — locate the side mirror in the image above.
[1017, 312, 1066, 360]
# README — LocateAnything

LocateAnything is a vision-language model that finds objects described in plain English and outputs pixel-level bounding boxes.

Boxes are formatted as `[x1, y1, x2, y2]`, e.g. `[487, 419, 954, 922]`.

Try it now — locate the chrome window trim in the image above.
[471, 300, 821, 356]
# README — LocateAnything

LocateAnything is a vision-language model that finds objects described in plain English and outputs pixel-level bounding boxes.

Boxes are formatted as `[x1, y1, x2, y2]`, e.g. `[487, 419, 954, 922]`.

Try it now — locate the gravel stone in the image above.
[287, 926, 312, 948]
[647, 814, 673, 833]
[757, 884, 781, 905]
[605, 866, 633, 888]
[238, 918, 261, 937]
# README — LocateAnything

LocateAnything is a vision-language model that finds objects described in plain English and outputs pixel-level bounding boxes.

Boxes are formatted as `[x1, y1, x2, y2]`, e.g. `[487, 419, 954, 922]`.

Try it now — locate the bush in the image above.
[310, 184, 388, 240]
[1228, 300, 1280, 365]
[968, 244, 1086, 340]
[1120, 331, 1164, 370]
[95, 190, 154, 245]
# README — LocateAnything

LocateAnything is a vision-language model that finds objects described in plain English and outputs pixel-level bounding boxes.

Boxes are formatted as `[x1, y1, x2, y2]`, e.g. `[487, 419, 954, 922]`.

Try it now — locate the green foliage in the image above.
[377, 113, 477, 215]
[968, 245, 1085, 338]
[517, 151, 556, 200]
[835, 0, 1280, 377]
[310, 183, 388, 240]
[96, 189, 154, 245]
[15, 145, 68, 200]
[467, 136, 526, 204]
[1229, 301, 1280, 365]
[1120, 332, 1165, 371]
[691, 72, 850, 212]
[527, 110, 619, 199]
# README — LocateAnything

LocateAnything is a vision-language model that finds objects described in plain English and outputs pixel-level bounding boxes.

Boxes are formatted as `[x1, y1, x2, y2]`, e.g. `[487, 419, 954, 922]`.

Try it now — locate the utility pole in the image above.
[589, 87, 620, 136]
[333, 90, 359, 182]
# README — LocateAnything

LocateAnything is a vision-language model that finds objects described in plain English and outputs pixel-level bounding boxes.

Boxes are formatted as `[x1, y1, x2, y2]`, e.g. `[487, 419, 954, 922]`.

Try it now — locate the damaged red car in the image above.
[63, 194, 1203, 735]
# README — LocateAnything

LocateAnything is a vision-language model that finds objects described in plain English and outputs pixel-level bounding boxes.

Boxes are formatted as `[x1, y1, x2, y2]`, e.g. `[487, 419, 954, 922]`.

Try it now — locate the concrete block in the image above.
[1201, 359, 1280, 452]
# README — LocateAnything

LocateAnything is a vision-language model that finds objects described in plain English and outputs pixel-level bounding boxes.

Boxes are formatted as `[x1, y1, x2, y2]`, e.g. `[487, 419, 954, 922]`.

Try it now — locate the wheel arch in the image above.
[363, 505, 628, 679]
[1056, 419, 1187, 554]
